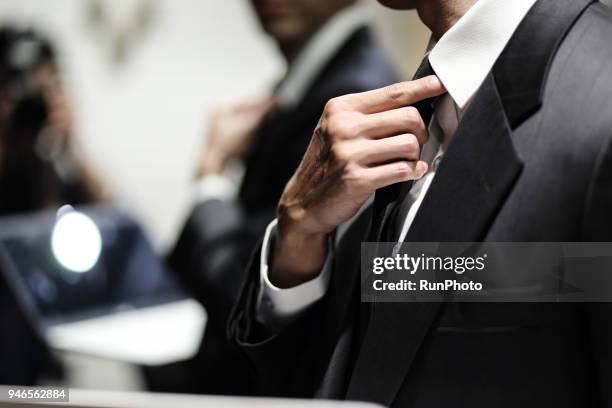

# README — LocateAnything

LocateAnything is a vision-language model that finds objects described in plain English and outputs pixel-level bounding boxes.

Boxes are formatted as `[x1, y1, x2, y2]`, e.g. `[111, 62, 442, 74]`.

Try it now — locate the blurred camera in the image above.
[0, 27, 55, 143]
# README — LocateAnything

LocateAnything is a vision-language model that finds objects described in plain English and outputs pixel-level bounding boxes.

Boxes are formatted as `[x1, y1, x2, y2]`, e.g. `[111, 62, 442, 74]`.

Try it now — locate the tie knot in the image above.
[367, 55, 439, 241]
[413, 56, 434, 81]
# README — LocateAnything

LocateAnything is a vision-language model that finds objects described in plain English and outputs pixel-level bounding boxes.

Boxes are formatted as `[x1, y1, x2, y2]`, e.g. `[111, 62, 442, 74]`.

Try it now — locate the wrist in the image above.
[270, 214, 328, 288]
[197, 149, 227, 178]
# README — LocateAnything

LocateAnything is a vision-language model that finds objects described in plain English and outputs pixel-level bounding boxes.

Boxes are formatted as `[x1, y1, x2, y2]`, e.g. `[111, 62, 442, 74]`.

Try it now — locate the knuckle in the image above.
[324, 99, 337, 114]
[327, 117, 345, 138]
[342, 166, 366, 189]
[395, 161, 413, 176]
[327, 116, 357, 139]
[404, 106, 421, 126]
[330, 143, 350, 163]
[386, 83, 407, 103]
[416, 117, 427, 132]
[324, 97, 344, 114]
[399, 134, 419, 153]
[406, 106, 419, 119]
[407, 133, 419, 146]
[350, 120, 367, 138]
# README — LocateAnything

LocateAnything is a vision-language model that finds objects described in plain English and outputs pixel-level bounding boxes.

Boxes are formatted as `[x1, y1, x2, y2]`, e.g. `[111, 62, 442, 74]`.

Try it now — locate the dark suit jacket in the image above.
[229, 1, 612, 406]
[0, 266, 59, 385]
[161, 27, 399, 395]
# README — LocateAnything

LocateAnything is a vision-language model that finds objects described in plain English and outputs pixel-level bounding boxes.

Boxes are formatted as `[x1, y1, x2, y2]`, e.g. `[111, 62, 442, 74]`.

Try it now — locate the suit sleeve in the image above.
[227, 240, 331, 397]
[168, 198, 255, 325]
[582, 134, 612, 408]
[227, 202, 372, 397]
[256, 219, 332, 331]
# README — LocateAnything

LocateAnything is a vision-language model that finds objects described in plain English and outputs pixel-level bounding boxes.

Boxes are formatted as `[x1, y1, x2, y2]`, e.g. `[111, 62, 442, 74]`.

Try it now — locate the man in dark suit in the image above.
[229, 0, 612, 406]
[158, 0, 398, 395]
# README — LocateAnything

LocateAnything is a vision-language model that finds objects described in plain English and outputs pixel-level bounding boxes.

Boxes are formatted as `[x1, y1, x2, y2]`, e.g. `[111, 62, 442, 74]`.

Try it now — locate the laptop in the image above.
[0, 206, 206, 366]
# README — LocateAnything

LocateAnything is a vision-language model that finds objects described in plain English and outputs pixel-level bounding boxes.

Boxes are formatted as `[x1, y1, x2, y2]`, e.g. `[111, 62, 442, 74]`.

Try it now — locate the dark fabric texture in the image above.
[160, 26, 399, 396]
[229, 1, 612, 407]
[0, 264, 61, 385]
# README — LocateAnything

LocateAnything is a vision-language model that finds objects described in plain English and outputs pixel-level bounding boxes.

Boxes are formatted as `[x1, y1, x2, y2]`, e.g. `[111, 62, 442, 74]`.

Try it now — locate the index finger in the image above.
[351, 75, 447, 114]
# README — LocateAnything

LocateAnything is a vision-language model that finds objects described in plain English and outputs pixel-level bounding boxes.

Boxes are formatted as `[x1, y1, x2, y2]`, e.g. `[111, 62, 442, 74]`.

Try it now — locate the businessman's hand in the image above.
[197, 94, 275, 177]
[271, 76, 446, 288]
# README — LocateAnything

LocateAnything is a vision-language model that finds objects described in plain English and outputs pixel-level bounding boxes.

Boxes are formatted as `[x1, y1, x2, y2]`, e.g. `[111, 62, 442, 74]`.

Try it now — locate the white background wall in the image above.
[0, 0, 429, 250]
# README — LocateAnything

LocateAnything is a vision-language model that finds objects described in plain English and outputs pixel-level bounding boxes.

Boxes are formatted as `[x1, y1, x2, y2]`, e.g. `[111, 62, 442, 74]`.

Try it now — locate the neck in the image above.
[416, 0, 478, 39]
[279, 40, 308, 65]
[278, 2, 355, 64]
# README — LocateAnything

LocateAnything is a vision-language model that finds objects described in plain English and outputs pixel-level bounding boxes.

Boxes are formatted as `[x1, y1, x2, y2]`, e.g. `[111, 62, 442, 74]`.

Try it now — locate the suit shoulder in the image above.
[320, 27, 400, 94]
[572, 2, 612, 65]
[546, 3, 612, 127]
[585, 1, 612, 25]
[298, 28, 399, 120]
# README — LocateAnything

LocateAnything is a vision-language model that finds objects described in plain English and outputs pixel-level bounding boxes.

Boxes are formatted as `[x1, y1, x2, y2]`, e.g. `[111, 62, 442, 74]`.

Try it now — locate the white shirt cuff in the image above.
[256, 219, 332, 329]
[193, 174, 238, 204]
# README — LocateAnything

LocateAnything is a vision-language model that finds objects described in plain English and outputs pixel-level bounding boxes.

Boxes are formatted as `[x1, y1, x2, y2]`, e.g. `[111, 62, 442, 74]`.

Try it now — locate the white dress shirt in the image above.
[193, 5, 369, 204]
[256, 0, 538, 328]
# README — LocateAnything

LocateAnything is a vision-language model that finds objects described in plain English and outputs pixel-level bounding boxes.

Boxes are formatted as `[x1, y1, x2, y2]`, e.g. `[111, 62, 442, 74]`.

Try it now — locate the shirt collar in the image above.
[429, 0, 538, 109]
[276, 5, 368, 110]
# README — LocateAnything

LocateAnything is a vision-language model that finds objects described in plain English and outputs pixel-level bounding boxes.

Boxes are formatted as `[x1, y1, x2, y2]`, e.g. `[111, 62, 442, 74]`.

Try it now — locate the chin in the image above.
[377, 0, 419, 10]
[261, 20, 306, 48]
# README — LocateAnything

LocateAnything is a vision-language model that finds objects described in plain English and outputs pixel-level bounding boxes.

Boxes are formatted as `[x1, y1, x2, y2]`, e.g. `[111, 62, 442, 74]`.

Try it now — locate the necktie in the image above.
[348, 57, 438, 382]
[367, 57, 437, 242]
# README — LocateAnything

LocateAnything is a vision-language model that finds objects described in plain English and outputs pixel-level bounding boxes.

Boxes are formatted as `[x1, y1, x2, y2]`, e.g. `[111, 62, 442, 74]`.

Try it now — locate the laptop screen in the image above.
[0, 206, 183, 325]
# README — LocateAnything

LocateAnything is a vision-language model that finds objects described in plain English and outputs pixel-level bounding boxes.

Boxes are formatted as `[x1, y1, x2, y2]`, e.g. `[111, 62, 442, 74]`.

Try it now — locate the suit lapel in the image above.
[494, 0, 595, 129]
[346, 75, 522, 406]
[405, 75, 521, 243]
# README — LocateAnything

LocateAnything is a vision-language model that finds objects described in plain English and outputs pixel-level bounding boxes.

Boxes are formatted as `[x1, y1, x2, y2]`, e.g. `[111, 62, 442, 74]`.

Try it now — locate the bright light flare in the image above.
[51, 207, 102, 273]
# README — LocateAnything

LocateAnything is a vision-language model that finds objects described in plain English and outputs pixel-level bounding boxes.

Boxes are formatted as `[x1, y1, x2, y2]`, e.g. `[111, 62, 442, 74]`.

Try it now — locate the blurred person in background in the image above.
[0, 26, 103, 216]
[0, 26, 98, 387]
[156, 0, 400, 396]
